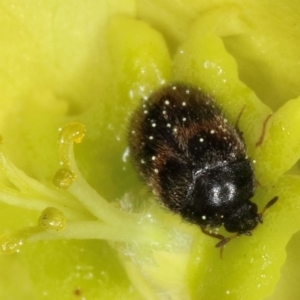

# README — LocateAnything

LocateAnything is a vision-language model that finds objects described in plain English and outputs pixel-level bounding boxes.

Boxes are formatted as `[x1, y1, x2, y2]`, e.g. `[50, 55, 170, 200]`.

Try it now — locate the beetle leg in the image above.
[235, 105, 246, 129]
[200, 227, 225, 241]
[255, 114, 272, 147]
[215, 233, 240, 258]
[215, 233, 240, 248]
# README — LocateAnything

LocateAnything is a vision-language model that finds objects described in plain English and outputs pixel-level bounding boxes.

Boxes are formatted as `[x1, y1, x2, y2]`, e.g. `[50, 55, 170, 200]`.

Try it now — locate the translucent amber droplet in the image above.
[0, 233, 23, 254]
[58, 122, 86, 145]
[53, 167, 76, 189]
[55, 122, 85, 179]
[38, 207, 66, 232]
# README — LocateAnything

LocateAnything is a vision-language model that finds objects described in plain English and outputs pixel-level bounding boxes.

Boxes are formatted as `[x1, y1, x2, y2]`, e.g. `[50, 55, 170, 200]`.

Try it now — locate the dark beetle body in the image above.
[129, 83, 260, 237]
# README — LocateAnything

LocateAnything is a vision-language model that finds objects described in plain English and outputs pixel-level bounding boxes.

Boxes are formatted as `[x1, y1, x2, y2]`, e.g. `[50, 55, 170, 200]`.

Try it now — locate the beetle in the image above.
[128, 82, 277, 248]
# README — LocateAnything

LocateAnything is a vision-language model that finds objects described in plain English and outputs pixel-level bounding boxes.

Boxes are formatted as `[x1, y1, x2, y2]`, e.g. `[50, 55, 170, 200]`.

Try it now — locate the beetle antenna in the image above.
[215, 196, 278, 258]
[257, 196, 278, 223]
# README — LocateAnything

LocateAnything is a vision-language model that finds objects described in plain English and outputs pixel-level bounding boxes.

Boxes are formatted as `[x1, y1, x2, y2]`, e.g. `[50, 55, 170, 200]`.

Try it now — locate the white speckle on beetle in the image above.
[202, 215, 206, 220]
[122, 147, 130, 162]
[131, 130, 136, 134]
[152, 123, 156, 127]
[210, 130, 215, 134]
[152, 156, 156, 161]
[253, 160, 256, 164]
[163, 110, 166, 115]
[167, 123, 171, 128]
[165, 100, 170, 105]
[199, 138, 204, 142]
[182, 117, 186, 122]
[172, 86, 177, 90]
[143, 110, 148, 114]
[154, 168, 159, 173]
[182, 102, 186, 106]
[149, 136, 154, 140]
[173, 127, 178, 133]
[141, 159, 145, 164]
[186, 89, 190, 94]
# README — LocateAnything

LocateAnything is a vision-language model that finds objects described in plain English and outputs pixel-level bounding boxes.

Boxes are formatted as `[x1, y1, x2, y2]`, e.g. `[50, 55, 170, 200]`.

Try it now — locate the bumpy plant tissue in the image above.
[1, 1, 300, 299]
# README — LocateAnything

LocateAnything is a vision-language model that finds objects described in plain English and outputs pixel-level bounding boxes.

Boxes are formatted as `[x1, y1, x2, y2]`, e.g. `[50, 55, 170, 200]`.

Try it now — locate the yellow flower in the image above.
[1, 1, 300, 299]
